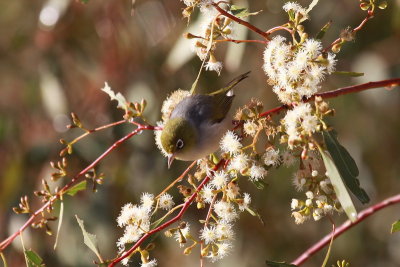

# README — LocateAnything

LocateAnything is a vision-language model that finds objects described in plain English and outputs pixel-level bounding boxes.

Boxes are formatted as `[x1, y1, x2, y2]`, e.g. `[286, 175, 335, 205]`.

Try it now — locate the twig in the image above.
[323, 11, 374, 53]
[259, 78, 400, 118]
[0, 124, 156, 252]
[292, 193, 400, 265]
[212, 3, 270, 40]
[108, 160, 226, 266]
[156, 161, 197, 199]
[215, 39, 267, 44]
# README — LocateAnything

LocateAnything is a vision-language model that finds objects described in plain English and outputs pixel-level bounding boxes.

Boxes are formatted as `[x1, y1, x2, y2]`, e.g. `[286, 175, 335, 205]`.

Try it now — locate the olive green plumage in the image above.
[160, 71, 250, 167]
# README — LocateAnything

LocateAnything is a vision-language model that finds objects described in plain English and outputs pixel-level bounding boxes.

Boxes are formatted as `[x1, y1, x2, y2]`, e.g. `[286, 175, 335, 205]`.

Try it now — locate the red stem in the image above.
[212, 3, 270, 40]
[259, 78, 400, 117]
[323, 11, 374, 53]
[215, 39, 268, 44]
[0, 124, 155, 252]
[108, 160, 225, 266]
[292, 193, 400, 265]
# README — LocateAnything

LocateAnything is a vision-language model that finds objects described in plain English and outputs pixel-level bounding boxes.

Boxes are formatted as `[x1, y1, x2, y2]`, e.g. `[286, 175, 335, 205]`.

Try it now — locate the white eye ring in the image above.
[176, 139, 184, 149]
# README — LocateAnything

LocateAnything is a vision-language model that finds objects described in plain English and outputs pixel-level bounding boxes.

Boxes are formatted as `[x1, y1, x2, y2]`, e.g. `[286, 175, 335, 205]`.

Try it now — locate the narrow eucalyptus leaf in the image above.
[75, 215, 102, 260]
[319, 148, 358, 222]
[391, 220, 400, 234]
[66, 181, 87, 196]
[54, 201, 64, 250]
[230, 5, 262, 18]
[266, 260, 297, 267]
[25, 249, 44, 267]
[333, 71, 364, 77]
[323, 131, 370, 204]
[315, 20, 331, 39]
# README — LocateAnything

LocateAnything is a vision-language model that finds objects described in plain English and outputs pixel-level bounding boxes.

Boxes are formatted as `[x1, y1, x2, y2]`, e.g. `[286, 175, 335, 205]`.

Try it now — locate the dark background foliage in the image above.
[0, 0, 399, 266]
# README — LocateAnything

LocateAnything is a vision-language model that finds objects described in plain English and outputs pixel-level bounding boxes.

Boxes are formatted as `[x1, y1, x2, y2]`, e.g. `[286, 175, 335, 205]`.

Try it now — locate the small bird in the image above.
[160, 72, 250, 168]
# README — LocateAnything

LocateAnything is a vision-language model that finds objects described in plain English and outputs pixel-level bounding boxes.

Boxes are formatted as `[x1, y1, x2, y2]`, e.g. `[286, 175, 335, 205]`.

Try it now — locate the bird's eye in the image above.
[176, 139, 184, 149]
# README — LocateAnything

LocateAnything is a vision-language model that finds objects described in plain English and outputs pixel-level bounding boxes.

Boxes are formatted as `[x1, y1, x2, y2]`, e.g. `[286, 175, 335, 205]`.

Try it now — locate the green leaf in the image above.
[315, 21, 331, 40]
[333, 71, 364, 77]
[266, 260, 297, 267]
[318, 148, 358, 222]
[323, 131, 370, 204]
[53, 200, 64, 250]
[391, 220, 400, 233]
[65, 180, 87, 196]
[80, 0, 89, 3]
[75, 215, 103, 262]
[25, 249, 44, 267]
[230, 5, 262, 18]
[253, 180, 267, 190]
[245, 207, 265, 226]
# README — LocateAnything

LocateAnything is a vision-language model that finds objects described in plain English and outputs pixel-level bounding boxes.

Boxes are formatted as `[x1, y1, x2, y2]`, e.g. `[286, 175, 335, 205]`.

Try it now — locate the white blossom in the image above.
[214, 200, 238, 222]
[263, 147, 280, 166]
[220, 131, 242, 155]
[158, 193, 174, 210]
[200, 225, 218, 244]
[211, 171, 229, 189]
[228, 153, 249, 171]
[249, 164, 267, 181]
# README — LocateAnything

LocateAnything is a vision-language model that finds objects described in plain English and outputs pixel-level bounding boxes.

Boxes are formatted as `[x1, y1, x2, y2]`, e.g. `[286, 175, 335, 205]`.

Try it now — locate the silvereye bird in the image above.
[160, 71, 250, 168]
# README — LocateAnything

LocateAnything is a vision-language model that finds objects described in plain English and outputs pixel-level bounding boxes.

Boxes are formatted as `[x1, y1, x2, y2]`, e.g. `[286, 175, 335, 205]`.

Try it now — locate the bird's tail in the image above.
[209, 71, 251, 96]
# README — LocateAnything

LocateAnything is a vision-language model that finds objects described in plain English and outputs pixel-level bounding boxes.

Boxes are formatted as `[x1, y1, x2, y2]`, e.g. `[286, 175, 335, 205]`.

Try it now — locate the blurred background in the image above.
[0, 0, 400, 266]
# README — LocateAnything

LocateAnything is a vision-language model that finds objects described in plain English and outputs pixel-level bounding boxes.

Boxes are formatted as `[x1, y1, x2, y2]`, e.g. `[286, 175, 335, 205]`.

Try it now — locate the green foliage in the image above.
[319, 148, 358, 222]
[315, 21, 332, 40]
[53, 201, 64, 250]
[333, 71, 364, 77]
[266, 260, 297, 267]
[65, 181, 87, 196]
[391, 220, 400, 233]
[75, 215, 103, 263]
[230, 5, 262, 18]
[323, 131, 370, 204]
[24, 249, 45, 267]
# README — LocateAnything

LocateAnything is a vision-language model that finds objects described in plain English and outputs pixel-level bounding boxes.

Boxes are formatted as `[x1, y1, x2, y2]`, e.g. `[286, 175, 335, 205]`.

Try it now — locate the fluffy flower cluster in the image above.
[263, 36, 336, 104]
[116, 192, 174, 266]
[289, 152, 339, 224]
[282, 103, 320, 148]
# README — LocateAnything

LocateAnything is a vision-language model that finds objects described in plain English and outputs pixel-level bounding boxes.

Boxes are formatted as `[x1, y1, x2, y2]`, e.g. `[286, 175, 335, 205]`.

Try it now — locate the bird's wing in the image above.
[208, 71, 250, 96]
[210, 93, 234, 123]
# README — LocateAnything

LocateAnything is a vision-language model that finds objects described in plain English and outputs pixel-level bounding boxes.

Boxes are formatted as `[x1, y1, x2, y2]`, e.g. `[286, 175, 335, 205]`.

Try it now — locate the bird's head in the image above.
[160, 117, 197, 168]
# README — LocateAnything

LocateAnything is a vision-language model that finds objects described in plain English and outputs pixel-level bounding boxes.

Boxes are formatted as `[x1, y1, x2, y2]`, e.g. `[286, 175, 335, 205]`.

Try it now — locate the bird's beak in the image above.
[167, 153, 175, 169]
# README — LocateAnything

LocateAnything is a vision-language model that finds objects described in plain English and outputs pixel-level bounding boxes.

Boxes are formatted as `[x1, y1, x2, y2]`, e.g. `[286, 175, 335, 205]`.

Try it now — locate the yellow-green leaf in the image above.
[391, 220, 400, 233]
[65, 180, 87, 196]
[75, 215, 103, 262]
[24, 249, 44, 267]
[319, 148, 358, 222]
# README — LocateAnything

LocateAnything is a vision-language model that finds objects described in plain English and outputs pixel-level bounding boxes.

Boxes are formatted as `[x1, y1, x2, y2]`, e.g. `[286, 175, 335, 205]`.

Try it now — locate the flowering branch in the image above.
[0, 123, 156, 252]
[292, 193, 400, 266]
[259, 78, 400, 118]
[108, 160, 226, 266]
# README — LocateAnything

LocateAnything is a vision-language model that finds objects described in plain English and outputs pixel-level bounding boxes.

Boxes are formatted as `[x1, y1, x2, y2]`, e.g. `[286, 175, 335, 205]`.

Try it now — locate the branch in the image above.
[259, 78, 400, 118]
[0, 123, 156, 252]
[323, 10, 374, 53]
[292, 193, 400, 266]
[108, 160, 225, 266]
[212, 3, 270, 40]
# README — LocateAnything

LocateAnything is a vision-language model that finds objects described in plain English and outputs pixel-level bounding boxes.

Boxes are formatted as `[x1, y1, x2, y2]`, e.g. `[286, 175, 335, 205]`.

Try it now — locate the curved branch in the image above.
[108, 160, 225, 266]
[212, 3, 270, 40]
[0, 124, 156, 252]
[259, 78, 400, 118]
[292, 193, 400, 265]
